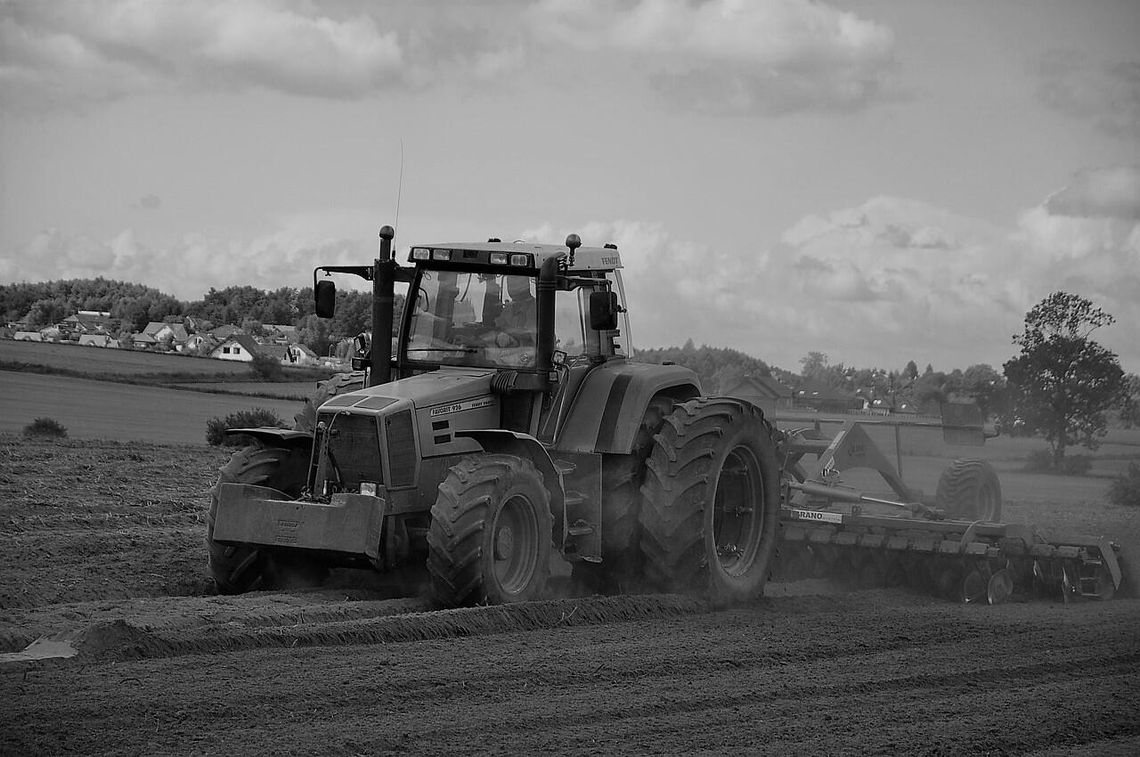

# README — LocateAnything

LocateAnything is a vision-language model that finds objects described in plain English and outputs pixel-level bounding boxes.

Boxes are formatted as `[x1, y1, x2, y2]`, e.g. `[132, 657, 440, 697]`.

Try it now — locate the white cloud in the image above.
[528, 0, 897, 113]
[1044, 165, 1140, 220]
[520, 179, 1139, 374]
[1, 0, 404, 109]
[0, 218, 374, 300]
[1036, 50, 1140, 139]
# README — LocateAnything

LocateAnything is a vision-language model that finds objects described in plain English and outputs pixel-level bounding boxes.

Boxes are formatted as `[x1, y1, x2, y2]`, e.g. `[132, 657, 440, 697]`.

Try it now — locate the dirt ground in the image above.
[2, 436, 1139, 756]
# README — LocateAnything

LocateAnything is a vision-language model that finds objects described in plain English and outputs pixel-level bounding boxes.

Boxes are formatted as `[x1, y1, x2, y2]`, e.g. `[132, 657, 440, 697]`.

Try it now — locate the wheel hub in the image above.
[495, 526, 514, 561]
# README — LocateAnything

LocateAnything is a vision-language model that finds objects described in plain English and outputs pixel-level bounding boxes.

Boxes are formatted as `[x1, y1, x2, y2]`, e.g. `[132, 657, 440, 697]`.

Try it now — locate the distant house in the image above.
[263, 324, 299, 345]
[38, 325, 63, 342]
[793, 382, 862, 414]
[283, 343, 319, 366]
[131, 331, 158, 350]
[64, 311, 113, 334]
[722, 375, 794, 413]
[210, 324, 244, 342]
[78, 334, 113, 348]
[142, 321, 189, 350]
[182, 333, 217, 355]
[209, 334, 263, 362]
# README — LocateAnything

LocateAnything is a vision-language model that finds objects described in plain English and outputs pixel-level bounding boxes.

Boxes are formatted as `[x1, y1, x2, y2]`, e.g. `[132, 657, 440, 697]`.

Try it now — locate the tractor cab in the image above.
[395, 236, 631, 441]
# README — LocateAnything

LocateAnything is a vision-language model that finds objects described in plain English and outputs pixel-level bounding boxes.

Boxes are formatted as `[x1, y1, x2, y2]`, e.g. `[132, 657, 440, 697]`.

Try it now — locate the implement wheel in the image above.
[937, 459, 1002, 521]
[207, 439, 315, 594]
[639, 398, 780, 603]
[427, 454, 552, 606]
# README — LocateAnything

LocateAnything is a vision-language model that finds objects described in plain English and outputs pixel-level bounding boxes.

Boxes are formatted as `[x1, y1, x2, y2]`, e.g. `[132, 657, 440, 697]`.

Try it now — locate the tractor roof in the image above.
[408, 240, 622, 272]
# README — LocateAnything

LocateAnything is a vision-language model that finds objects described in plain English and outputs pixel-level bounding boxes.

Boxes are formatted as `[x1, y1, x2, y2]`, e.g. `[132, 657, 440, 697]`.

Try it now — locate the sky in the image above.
[1, 0, 1138, 375]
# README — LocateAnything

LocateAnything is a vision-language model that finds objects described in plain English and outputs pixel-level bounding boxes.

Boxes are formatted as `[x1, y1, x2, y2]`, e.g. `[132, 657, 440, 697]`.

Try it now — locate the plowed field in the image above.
[2, 436, 1139, 756]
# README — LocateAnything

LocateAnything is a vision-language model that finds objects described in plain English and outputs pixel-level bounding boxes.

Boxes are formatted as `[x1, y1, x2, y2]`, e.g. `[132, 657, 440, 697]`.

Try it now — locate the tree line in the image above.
[0, 278, 392, 357]
[4, 280, 1135, 470]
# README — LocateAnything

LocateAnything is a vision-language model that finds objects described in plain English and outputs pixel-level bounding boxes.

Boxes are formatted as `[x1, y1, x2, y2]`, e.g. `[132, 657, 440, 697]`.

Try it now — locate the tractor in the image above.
[207, 226, 1126, 607]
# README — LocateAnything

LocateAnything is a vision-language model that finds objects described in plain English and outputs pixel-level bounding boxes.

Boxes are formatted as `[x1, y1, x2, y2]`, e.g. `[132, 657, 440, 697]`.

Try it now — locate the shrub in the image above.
[206, 408, 287, 447]
[1023, 448, 1053, 472]
[1023, 449, 1092, 475]
[249, 352, 283, 380]
[1108, 462, 1140, 508]
[23, 417, 68, 439]
[1061, 454, 1092, 476]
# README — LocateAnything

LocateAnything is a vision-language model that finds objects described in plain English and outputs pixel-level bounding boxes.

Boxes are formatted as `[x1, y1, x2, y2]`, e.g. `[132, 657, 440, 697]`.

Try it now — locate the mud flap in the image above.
[213, 483, 387, 560]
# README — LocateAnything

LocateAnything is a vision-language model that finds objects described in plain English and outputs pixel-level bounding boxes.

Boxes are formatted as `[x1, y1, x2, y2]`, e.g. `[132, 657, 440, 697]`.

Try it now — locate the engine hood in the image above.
[321, 367, 497, 414]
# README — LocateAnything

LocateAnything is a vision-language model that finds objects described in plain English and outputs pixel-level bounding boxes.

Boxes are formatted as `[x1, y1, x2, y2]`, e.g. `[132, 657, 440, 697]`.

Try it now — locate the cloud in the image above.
[4, 167, 1137, 374]
[0, 0, 405, 110]
[528, 0, 897, 114]
[1044, 165, 1140, 220]
[0, 219, 375, 300]
[518, 181, 1139, 374]
[1035, 50, 1140, 139]
[1, 0, 896, 115]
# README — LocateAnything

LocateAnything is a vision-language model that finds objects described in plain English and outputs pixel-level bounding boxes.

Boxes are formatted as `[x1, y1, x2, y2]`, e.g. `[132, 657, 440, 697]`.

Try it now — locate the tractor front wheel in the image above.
[207, 439, 313, 594]
[639, 398, 780, 604]
[427, 454, 553, 606]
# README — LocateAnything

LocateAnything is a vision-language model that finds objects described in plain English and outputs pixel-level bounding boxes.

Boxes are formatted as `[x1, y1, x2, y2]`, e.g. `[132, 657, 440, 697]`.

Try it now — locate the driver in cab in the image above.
[493, 276, 536, 347]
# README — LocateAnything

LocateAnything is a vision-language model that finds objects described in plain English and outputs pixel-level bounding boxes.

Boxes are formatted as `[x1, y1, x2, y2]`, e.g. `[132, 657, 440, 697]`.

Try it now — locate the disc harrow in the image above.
[773, 510, 1123, 604]
[768, 408, 1126, 605]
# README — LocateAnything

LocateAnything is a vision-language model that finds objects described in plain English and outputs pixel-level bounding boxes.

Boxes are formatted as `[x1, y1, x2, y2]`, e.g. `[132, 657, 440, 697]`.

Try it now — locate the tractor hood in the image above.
[315, 367, 502, 464]
[324, 367, 498, 412]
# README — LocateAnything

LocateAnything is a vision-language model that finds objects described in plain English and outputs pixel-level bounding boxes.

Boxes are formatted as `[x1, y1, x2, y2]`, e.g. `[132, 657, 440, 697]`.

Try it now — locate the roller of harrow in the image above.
[768, 409, 1126, 605]
[772, 510, 1123, 604]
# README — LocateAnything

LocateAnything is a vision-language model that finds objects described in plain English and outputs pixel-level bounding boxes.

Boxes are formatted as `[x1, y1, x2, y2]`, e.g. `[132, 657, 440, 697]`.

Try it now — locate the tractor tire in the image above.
[293, 370, 367, 433]
[427, 454, 553, 606]
[936, 458, 1002, 521]
[207, 439, 315, 594]
[573, 396, 675, 594]
[638, 398, 781, 604]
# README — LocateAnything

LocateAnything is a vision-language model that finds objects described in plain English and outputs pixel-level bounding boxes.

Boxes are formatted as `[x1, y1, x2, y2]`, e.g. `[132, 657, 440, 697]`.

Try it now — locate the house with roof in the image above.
[283, 343, 319, 366]
[182, 333, 217, 355]
[793, 381, 862, 414]
[78, 333, 115, 348]
[209, 324, 244, 342]
[263, 324, 299, 345]
[64, 311, 114, 334]
[131, 331, 159, 350]
[722, 375, 794, 413]
[141, 321, 189, 350]
[209, 334, 264, 362]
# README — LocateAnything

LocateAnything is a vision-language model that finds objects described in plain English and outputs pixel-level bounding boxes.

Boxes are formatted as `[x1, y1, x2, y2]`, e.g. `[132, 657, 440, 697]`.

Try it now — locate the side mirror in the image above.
[315, 280, 336, 318]
[589, 291, 619, 331]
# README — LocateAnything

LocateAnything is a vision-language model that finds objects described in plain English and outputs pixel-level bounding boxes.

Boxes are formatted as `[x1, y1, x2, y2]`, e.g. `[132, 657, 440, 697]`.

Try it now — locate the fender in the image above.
[455, 429, 566, 512]
[456, 428, 568, 549]
[555, 359, 701, 454]
[224, 427, 314, 452]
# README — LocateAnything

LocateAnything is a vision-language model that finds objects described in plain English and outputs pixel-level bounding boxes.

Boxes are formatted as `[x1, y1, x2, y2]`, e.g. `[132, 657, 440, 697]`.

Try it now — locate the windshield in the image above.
[405, 270, 537, 368]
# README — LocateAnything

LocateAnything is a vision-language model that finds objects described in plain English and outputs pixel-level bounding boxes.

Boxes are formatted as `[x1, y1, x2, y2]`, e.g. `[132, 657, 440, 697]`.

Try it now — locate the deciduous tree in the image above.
[1003, 292, 1127, 471]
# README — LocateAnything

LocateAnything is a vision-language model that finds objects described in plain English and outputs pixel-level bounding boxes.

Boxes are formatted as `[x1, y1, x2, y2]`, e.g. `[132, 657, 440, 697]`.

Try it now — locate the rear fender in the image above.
[555, 360, 700, 454]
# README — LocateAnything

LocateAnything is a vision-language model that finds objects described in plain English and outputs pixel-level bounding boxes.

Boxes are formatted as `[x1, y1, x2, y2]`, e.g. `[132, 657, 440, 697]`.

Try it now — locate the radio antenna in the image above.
[393, 137, 405, 236]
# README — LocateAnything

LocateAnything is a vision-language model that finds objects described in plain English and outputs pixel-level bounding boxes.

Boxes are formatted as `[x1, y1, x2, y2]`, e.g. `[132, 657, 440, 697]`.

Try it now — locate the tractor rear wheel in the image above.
[638, 398, 780, 604]
[207, 439, 315, 594]
[936, 459, 1002, 521]
[427, 454, 553, 606]
[573, 396, 675, 594]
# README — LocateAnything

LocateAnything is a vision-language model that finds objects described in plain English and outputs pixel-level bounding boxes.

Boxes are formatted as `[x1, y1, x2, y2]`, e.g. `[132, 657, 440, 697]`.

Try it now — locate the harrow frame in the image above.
[767, 409, 1125, 604]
